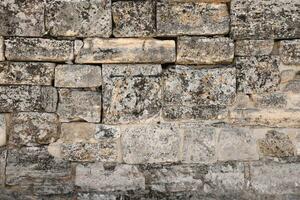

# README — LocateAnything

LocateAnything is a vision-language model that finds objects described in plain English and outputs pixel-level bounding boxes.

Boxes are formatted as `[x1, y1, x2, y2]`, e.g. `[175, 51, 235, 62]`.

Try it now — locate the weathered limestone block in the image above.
[250, 162, 300, 194]
[0, 0, 44, 36]
[6, 147, 73, 195]
[157, 1, 229, 36]
[235, 40, 274, 56]
[55, 65, 102, 88]
[46, 0, 111, 37]
[121, 123, 180, 164]
[0, 115, 7, 147]
[57, 89, 101, 122]
[217, 128, 259, 161]
[236, 56, 280, 94]
[0, 37, 4, 61]
[163, 65, 235, 120]
[5, 37, 73, 62]
[252, 93, 288, 109]
[231, 0, 300, 39]
[75, 163, 145, 192]
[280, 40, 300, 65]
[284, 80, 300, 93]
[0, 86, 57, 112]
[9, 113, 59, 147]
[78, 193, 117, 200]
[0, 62, 55, 85]
[0, 148, 6, 186]
[103, 64, 161, 124]
[177, 37, 234, 64]
[112, 0, 155, 37]
[75, 38, 175, 64]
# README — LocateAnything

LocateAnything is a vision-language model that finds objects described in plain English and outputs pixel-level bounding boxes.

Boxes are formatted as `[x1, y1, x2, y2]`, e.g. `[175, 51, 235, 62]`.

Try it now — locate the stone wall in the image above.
[0, 0, 299, 199]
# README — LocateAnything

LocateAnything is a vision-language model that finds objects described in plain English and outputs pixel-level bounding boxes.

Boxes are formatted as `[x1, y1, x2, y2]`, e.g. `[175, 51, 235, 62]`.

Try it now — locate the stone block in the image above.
[103, 64, 162, 124]
[75, 38, 175, 64]
[45, 0, 111, 37]
[280, 40, 300, 65]
[0, 148, 6, 186]
[57, 89, 101, 122]
[157, 1, 229, 36]
[284, 80, 300, 93]
[78, 193, 117, 200]
[0, 86, 57, 112]
[0, 37, 4, 61]
[0, 0, 44, 36]
[235, 40, 274, 56]
[5, 37, 73, 62]
[0, 115, 7, 147]
[121, 123, 180, 164]
[252, 93, 288, 109]
[55, 65, 102, 88]
[0, 62, 55, 85]
[112, 0, 155, 37]
[231, 0, 300, 39]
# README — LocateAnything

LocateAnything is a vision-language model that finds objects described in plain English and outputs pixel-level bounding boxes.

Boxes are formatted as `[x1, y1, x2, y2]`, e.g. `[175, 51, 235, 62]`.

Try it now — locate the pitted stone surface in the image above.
[0, 37, 4, 61]
[235, 40, 274, 56]
[280, 40, 300, 65]
[0, 148, 6, 186]
[0, 115, 7, 147]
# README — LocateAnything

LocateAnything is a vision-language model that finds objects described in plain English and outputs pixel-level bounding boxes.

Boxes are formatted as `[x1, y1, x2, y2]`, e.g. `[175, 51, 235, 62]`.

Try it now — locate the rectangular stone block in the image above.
[0, 114, 7, 147]
[0, 37, 4, 61]
[103, 64, 162, 124]
[75, 163, 145, 192]
[5, 37, 73, 62]
[280, 40, 300, 65]
[157, 1, 229, 36]
[0, 62, 55, 85]
[55, 65, 102, 88]
[0, 148, 6, 186]
[75, 38, 175, 64]
[0, 86, 57, 112]
[0, 0, 45, 36]
[177, 37, 234, 64]
[235, 40, 274, 57]
[9, 113, 59, 147]
[57, 89, 101, 122]
[121, 123, 180, 164]
[231, 0, 300, 39]
[45, 0, 111, 37]
[112, 0, 155, 37]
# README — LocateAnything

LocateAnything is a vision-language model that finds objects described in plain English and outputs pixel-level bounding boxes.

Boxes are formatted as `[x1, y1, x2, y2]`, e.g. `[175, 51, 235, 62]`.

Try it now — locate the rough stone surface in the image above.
[5, 37, 73, 62]
[112, 0, 155, 37]
[55, 65, 102, 88]
[121, 124, 180, 164]
[57, 89, 101, 122]
[231, 0, 300, 39]
[75, 38, 175, 64]
[0, 86, 57, 112]
[0, 62, 55, 85]
[0, 115, 6, 147]
[46, 0, 111, 37]
[235, 40, 274, 56]
[103, 64, 161, 124]
[0, 37, 4, 61]
[157, 1, 229, 36]
[280, 40, 300, 65]
[177, 37, 234, 64]
[0, 148, 6, 186]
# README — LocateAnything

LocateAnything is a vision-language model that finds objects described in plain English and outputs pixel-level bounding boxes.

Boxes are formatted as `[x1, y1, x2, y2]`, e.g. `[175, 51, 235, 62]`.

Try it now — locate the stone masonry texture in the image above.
[0, 0, 299, 199]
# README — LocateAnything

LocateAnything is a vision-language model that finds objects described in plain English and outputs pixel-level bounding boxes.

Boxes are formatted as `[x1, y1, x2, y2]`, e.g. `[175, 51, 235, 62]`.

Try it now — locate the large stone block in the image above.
[0, 115, 7, 147]
[231, 0, 300, 39]
[57, 89, 101, 122]
[0, 0, 45, 36]
[75, 163, 145, 192]
[280, 40, 300, 65]
[235, 40, 274, 57]
[112, 0, 155, 37]
[121, 123, 180, 164]
[103, 64, 161, 124]
[5, 37, 73, 62]
[0, 86, 57, 112]
[55, 65, 102, 88]
[45, 0, 111, 37]
[0, 37, 4, 61]
[177, 37, 234, 64]
[9, 112, 59, 147]
[157, 1, 229, 36]
[0, 62, 55, 85]
[75, 38, 175, 64]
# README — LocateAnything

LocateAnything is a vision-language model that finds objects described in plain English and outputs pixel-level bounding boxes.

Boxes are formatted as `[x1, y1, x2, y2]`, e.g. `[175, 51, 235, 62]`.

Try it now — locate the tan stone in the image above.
[0, 37, 4, 61]
[235, 40, 274, 56]
[0, 114, 7, 147]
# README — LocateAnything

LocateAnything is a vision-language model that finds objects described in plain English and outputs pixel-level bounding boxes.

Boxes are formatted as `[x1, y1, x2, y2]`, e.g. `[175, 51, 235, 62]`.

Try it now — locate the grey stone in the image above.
[121, 123, 180, 164]
[284, 80, 300, 93]
[75, 163, 145, 192]
[0, 148, 6, 186]
[0, 0, 45, 36]
[235, 40, 274, 56]
[252, 93, 288, 108]
[77, 193, 116, 200]
[280, 40, 300, 65]
[45, 0, 111, 37]
[103, 64, 162, 124]
[9, 112, 59, 147]
[0, 86, 57, 112]
[0, 62, 55, 85]
[112, 0, 155, 37]
[231, 0, 300, 39]
[157, 1, 229, 36]
[57, 89, 101, 122]
[0, 114, 7, 147]
[5, 37, 73, 62]
[75, 38, 175, 64]
[55, 65, 102, 88]
[236, 56, 281, 94]
[177, 37, 234, 64]
[0, 37, 4, 61]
